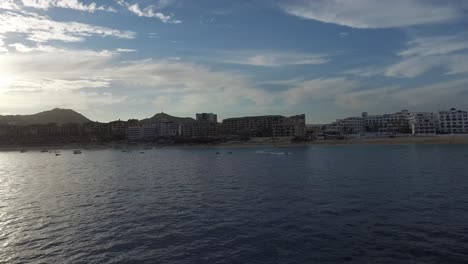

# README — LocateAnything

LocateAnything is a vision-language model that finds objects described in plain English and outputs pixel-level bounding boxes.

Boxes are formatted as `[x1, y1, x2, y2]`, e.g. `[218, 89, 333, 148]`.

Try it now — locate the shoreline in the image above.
[2, 135, 468, 152]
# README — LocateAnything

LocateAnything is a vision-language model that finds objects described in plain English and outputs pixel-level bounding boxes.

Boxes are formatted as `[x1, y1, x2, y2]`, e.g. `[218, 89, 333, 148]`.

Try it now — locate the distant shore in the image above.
[2, 135, 468, 152]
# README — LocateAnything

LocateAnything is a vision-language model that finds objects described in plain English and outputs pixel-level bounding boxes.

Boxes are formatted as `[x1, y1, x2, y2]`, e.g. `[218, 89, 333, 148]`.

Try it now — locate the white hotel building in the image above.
[437, 108, 468, 134]
[410, 112, 437, 135]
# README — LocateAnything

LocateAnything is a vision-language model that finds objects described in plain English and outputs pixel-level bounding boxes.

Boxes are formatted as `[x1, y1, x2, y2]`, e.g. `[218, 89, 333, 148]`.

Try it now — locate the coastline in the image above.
[2, 135, 468, 152]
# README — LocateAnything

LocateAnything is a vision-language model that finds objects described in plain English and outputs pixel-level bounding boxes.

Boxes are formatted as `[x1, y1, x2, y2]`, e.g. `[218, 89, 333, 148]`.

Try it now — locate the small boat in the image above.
[140, 151, 145, 154]
[20, 149, 27, 153]
[41, 149, 48, 153]
[55, 153, 61, 156]
[73, 150, 82, 154]
[216, 152, 220, 154]
[227, 151, 233, 154]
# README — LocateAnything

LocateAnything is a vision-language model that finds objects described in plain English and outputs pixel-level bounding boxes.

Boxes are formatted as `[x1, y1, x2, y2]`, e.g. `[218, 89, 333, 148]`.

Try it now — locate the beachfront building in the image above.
[158, 121, 179, 137]
[82, 122, 110, 141]
[362, 110, 412, 134]
[109, 119, 138, 140]
[127, 122, 179, 141]
[221, 114, 306, 138]
[410, 112, 437, 135]
[196, 113, 217, 123]
[334, 116, 364, 135]
[179, 121, 218, 138]
[437, 108, 468, 134]
[222, 115, 285, 137]
[126, 123, 158, 141]
[328, 110, 413, 136]
[272, 114, 306, 137]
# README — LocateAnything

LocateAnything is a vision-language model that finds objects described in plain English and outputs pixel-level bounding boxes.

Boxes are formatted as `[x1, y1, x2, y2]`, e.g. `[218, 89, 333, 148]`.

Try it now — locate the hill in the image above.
[0, 108, 91, 126]
[140, 112, 195, 124]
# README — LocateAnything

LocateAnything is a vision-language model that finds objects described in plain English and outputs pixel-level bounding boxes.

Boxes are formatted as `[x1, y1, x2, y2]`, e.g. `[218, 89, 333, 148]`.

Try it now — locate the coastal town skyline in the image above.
[1, 0, 468, 123]
[1, 106, 468, 148]
[1, 106, 467, 125]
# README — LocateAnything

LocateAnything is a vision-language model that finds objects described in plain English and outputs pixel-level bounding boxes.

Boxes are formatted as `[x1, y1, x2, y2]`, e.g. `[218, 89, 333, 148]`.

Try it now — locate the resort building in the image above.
[437, 108, 468, 134]
[179, 122, 219, 138]
[222, 115, 285, 137]
[330, 116, 364, 135]
[272, 114, 306, 137]
[222, 114, 305, 138]
[196, 113, 218, 123]
[410, 112, 437, 135]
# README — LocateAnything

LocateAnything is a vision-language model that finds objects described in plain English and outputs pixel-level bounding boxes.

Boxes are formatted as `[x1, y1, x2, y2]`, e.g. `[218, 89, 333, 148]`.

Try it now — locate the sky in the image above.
[1, 0, 468, 123]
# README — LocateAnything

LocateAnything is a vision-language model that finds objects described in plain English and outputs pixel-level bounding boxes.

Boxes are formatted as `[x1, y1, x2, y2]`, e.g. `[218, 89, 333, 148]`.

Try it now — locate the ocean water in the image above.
[1, 145, 468, 264]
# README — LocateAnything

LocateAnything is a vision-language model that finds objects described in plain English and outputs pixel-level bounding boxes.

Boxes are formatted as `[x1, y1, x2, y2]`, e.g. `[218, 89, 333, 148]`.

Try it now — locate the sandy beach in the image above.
[2, 135, 468, 152]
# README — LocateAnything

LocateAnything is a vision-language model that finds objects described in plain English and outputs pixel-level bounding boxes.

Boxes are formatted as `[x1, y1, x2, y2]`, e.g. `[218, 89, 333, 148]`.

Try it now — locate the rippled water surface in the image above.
[1, 145, 468, 263]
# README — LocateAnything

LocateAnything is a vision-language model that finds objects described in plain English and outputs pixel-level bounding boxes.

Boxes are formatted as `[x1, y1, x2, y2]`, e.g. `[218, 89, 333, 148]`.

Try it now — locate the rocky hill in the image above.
[0, 108, 91, 126]
[140, 112, 195, 124]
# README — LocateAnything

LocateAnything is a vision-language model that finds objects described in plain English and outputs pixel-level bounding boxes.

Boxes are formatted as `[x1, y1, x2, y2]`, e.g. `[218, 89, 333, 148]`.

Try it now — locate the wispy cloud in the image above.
[148, 32, 160, 39]
[398, 34, 468, 57]
[343, 67, 384, 77]
[0, 0, 20, 10]
[0, 46, 273, 117]
[281, 0, 462, 28]
[283, 77, 357, 104]
[386, 33, 468, 77]
[20, 0, 115, 12]
[281, 76, 468, 115]
[214, 51, 329, 67]
[0, 9, 135, 44]
[339, 32, 349, 38]
[336, 78, 468, 111]
[117, 0, 181, 24]
[0, 37, 8, 52]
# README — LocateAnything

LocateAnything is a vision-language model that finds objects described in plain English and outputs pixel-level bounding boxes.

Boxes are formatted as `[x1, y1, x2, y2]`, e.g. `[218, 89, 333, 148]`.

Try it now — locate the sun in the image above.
[0, 75, 14, 89]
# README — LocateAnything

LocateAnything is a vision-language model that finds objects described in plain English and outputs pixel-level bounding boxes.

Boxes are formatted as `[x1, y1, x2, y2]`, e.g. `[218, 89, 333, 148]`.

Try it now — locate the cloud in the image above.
[339, 32, 349, 38]
[386, 33, 468, 77]
[0, 0, 20, 10]
[214, 50, 329, 67]
[115, 48, 136, 53]
[398, 34, 468, 57]
[0, 9, 135, 43]
[0, 37, 8, 53]
[148, 32, 160, 39]
[117, 0, 181, 24]
[343, 67, 384, 77]
[0, 90, 127, 117]
[8, 43, 59, 52]
[336, 79, 468, 111]
[0, 46, 274, 118]
[20, 0, 115, 12]
[281, 76, 468, 116]
[282, 0, 462, 28]
[284, 77, 357, 104]
[6, 78, 110, 92]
